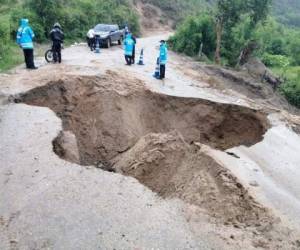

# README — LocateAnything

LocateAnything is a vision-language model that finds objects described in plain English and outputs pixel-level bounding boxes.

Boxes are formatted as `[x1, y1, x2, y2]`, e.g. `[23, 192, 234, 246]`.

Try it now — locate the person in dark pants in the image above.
[159, 40, 168, 79]
[160, 64, 166, 79]
[124, 34, 134, 65]
[131, 35, 137, 64]
[87, 28, 95, 51]
[50, 23, 64, 63]
[16, 19, 37, 69]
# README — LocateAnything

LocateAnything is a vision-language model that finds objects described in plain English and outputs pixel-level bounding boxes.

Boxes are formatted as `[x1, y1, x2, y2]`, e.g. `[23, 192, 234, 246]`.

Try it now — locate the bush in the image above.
[262, 53, 290, 67]
[0, 15, 10, 56]
[280, 79, 300, 108]
[169, 14, 216, 58]
[254, 18, 300, 66]
[275, 66, 300, 108]
[9, 0, 140, 43]
[288, 37, 300, 65]
[0, 42, 23, 72]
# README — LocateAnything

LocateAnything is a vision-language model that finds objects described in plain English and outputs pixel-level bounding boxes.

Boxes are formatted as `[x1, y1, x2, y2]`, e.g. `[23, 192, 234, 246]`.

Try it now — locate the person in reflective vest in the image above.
[159, 40, 168, 79]
[124, 33, 134, 65]
[16, 19, 37, 69]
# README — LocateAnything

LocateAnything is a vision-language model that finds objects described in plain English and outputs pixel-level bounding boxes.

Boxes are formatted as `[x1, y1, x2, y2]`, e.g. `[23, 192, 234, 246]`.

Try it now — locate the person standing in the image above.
[16, 19, 37, 69]
[87, 28, 95, 51]
[131, 35, 137, 64]
[124, 33, 134, 65]
[124, 25, 129, 35]
[50, 23, 64, 63]
[159, 40, 168, 79]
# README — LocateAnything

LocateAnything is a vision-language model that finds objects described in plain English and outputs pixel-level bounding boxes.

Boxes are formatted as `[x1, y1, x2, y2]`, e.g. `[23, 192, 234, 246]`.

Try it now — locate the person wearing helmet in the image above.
[16, 18, 37, 69]
[124, 33, 134, 65]
[49, 23, 64, 63]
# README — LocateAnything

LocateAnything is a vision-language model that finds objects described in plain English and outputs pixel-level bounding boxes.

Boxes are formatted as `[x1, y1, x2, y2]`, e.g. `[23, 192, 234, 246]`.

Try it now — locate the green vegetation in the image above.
[170, 0, 272, 65]
[0, 0, 23, 71]
[11, 0, 140, 42]
[169, 1, 300, 108]
[169, 14, 216, 58]
[0, 0, 140, 72]
[273, 0, 300, 27]
[254, 18, 300, 107]
[272, 66, 300, 108]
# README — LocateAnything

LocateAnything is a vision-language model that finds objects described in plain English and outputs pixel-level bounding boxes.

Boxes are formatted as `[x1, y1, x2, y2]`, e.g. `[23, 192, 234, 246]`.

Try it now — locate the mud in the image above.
[17, 70, 270, 223]
[112, 131, 269, 224]
[19, 70, 269, 166]
[111, 131, 299, 249]
[16, 70, 300, 249]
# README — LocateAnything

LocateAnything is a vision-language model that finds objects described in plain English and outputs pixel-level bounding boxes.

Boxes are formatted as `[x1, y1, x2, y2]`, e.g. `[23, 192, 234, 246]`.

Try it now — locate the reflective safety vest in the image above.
[16, 19, 35, 49]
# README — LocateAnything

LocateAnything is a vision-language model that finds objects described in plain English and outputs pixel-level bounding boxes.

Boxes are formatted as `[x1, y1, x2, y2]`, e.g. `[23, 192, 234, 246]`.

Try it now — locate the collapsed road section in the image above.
[16, 70, 300, 249]
[18, 70, 269, 165]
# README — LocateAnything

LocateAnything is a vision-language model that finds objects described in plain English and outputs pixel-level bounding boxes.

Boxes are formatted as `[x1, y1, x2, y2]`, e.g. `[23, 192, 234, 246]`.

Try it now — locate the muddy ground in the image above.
[1, 33, 300, 249]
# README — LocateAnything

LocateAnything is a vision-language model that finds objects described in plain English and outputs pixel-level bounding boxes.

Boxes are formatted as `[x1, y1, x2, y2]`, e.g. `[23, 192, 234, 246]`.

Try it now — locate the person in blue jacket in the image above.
[124, 33, 134, 65]
[16, 19, 37, 69]
[159, 40, 168, 79]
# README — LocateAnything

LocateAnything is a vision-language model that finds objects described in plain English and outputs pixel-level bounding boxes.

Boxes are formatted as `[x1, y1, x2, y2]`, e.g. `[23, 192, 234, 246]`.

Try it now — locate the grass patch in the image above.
[272, 66, 300, 108]
[0, 43, 24, 72]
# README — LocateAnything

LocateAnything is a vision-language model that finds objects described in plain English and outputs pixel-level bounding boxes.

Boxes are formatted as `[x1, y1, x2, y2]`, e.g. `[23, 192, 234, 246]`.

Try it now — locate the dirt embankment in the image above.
[135, 1, 173, 36]
[19, 70, 268, 164]
[17, 70, 299, 249]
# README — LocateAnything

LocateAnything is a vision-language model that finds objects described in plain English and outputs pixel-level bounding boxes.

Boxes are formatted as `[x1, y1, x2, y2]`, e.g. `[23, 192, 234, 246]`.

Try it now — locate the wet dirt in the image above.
[17, 70, 300, 249]
[13, 69, 300, 249]
[18, 70, 269, 166]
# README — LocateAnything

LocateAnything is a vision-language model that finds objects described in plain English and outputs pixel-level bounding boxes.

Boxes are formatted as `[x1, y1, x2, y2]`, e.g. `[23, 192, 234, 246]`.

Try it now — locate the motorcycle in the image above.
[45, 44, 64, 63]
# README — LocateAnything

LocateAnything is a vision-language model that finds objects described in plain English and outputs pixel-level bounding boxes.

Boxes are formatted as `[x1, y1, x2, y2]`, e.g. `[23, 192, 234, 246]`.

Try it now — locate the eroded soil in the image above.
[19, 70, 269, 165]
[16, 70, 300, 249]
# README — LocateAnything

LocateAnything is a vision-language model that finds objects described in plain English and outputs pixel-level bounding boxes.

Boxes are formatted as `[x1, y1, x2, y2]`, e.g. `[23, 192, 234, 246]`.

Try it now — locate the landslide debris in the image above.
[112, 130, 269, 225]
[17, 70, 299, 249]
[19, 70, 269, 166]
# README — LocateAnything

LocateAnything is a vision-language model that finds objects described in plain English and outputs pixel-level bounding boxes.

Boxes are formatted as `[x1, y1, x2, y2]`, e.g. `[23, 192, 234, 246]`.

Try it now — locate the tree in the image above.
[26, 0, 63, 37]
[214, 0, 272, 64]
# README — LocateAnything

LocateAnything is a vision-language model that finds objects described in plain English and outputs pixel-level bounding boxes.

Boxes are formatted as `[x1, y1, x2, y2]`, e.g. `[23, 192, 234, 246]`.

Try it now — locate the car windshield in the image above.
[94, 24, 111, 32]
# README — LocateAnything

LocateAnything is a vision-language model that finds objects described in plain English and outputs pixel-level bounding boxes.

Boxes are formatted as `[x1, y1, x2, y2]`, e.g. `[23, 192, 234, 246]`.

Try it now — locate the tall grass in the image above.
[0, 43, 23, 72]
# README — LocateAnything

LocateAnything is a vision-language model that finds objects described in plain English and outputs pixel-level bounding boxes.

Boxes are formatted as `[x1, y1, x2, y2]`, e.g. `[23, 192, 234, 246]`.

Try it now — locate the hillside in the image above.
[273, 0, 300, 27]
[139, 0, 300, 28]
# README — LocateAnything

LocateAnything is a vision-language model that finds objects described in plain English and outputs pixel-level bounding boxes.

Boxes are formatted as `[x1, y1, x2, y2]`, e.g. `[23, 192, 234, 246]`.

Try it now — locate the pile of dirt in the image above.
[112, 131, 269, 225]
[112, 131, 299, 249]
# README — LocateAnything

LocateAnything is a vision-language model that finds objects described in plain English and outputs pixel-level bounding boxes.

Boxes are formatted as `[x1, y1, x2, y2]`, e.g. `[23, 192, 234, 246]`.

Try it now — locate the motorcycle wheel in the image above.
[45, 49, 53, 63]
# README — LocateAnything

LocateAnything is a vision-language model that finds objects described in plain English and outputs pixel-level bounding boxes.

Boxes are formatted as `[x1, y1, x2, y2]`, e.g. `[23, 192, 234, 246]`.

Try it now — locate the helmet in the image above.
[53, 22, 61, 29]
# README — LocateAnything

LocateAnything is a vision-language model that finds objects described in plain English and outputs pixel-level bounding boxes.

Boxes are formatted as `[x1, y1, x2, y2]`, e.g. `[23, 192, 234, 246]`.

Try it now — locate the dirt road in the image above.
[1, 34, 300, 249]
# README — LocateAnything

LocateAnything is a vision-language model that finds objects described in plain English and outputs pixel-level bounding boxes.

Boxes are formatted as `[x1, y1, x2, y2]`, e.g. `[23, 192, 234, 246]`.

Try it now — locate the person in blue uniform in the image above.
[16, 19, 37, 69]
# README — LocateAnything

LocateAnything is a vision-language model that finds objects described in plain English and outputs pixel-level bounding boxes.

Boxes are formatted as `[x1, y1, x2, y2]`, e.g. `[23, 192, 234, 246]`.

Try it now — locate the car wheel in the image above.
[118, 38, 122, 45]
[106, 39, 111, 48]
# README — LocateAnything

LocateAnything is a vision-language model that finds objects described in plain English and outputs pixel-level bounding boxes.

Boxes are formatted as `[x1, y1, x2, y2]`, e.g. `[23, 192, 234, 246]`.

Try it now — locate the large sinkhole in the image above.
[18, 71, 272, 226]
